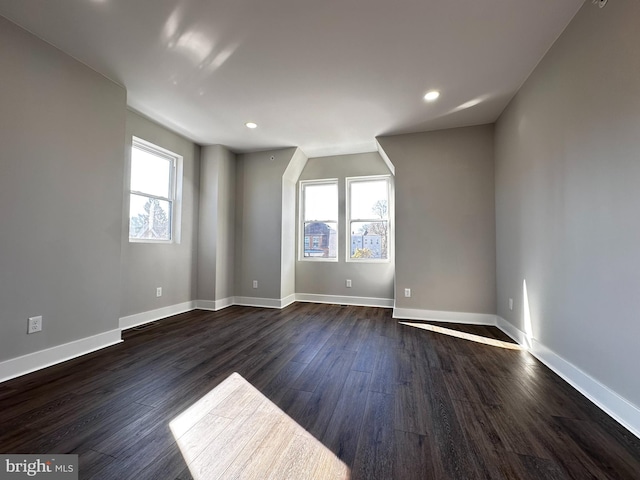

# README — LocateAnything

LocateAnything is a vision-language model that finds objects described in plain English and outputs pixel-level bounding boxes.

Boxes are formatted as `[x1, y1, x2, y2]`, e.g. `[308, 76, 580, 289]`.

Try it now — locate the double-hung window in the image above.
[347, 176, 390, 261]
[128, 137, 179, 242]
[300, 179, 338, 260]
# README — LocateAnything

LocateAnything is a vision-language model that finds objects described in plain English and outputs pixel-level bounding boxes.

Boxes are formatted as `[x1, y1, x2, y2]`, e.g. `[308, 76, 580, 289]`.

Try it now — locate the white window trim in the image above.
[299, 178, 339, 262]
[346, 175, 392, 263]
[128, 136, 182, 244]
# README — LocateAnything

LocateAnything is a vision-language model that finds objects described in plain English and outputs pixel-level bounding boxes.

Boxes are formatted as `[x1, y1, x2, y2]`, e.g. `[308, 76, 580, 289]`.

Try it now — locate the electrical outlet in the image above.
[346, 279, 352, 288]
[28, 316, 42, 334]
[404, 288, 411, 298]
[509, 298, 513, 311]
[156, 287, 162, 297]
[253, 280, 258, 289]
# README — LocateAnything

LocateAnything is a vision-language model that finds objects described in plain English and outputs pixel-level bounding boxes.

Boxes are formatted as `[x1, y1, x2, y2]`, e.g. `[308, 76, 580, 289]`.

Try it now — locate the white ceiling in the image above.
[0, 0, 584, 157]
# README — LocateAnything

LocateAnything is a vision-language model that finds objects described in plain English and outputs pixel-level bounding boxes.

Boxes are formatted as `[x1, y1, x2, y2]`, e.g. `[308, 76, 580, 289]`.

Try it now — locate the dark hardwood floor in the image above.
[0, 303, 638, 479]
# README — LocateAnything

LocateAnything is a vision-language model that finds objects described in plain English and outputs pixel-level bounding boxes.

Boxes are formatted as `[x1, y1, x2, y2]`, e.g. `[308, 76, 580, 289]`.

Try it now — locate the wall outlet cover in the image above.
[28, 316, 42, 334]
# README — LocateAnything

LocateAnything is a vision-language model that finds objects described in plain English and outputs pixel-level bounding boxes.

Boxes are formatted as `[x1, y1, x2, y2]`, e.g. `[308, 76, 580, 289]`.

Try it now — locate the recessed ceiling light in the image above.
[245, 122, 258, 129]
[424, 90, 440, 102]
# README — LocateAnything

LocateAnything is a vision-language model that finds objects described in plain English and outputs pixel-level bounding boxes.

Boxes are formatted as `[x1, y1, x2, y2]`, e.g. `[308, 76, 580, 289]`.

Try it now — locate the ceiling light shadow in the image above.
[170, 372, 350, 479]
[399, 322, 524, 350]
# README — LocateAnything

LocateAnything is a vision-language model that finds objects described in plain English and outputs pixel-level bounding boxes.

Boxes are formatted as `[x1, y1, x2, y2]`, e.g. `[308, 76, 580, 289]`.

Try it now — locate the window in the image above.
[300, 179, 338, 260]
[347, 176, 390, 261]
[128, 137, 180, 242]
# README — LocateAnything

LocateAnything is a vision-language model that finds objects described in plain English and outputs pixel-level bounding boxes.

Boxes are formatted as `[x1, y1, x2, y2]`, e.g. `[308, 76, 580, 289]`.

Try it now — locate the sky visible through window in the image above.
[350, 180, 387, 219]
[304, 183, 337, 221]
[131, 147, 171, 197]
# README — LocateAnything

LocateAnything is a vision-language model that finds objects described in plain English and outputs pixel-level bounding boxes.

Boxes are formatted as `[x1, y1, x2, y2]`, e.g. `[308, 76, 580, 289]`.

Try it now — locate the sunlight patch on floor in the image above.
[400, 322, 524, 350]
[169, 372, 350, 480]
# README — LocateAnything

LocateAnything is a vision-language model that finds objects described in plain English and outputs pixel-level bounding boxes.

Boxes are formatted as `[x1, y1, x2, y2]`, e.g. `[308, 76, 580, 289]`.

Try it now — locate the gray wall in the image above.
[198, 145, 236, 302]
[296, 152, 394, 299]
[120, 111, 200, 317]
[495, 0, 640, 406]
[0, 16, 126, 360]
[378, 125, 496, 313]
[235, 148, 298, 299]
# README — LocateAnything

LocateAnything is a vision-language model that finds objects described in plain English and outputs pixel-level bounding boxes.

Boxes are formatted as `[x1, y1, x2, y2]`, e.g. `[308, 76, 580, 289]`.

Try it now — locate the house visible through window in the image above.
[347, 176, 390, 260]
[128, 137, 179, 242]
[300, 180, 338, 260]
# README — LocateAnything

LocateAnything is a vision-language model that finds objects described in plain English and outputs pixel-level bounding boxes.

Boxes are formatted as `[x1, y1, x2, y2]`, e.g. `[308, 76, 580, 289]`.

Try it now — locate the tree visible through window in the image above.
[347, 176, 390, 260]
[128, 138, 178, 242]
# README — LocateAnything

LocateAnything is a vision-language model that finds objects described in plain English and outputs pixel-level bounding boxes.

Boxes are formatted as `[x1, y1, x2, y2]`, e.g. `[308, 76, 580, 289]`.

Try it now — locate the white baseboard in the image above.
[532, 338, 640, 439]
[203, 294, 391, 310]
[195, 300, 216, 311]
[233, 296, 296, 309]
[296, 293, 394, 308]
[0, 329, 122, 384]
[119, 301, 196, 330]
[233, 296, 283, 309]
[199, 295, 295, 310]
[203, 294, 393, 310]
[495, 315, 528, 345]
[393, 307, 497, 325]
[196, 297, 234, 311]
[495, 316, 640, 439]
[143, 295, 393, 314]
[281, 294, 297, 308]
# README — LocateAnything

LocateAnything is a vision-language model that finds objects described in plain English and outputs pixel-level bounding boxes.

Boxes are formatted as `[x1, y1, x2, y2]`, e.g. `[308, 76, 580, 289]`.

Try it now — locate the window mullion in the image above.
[305, 219, 337, 223]
[130, 190, 172, 203]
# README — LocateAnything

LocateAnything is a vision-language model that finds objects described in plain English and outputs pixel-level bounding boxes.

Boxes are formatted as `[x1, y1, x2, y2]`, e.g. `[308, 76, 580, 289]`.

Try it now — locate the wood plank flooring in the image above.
[0, 303, 639, 479]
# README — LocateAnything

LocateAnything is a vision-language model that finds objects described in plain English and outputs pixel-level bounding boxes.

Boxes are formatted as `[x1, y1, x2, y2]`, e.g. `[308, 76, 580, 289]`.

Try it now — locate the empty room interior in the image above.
[1, 0, 640, 478]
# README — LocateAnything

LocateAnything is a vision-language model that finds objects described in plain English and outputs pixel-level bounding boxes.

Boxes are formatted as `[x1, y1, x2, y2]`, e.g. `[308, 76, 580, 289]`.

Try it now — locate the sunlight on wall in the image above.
[523, 279, 534, 349]
[399, 322, 523, 350]
[169, 372, 350, 479]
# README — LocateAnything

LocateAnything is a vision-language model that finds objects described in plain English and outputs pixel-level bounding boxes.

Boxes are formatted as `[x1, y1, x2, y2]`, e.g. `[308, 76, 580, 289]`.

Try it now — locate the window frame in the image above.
[346, 175, 391, 263]
[299, 178, 339, 262]
[128, 136, 180, 244]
